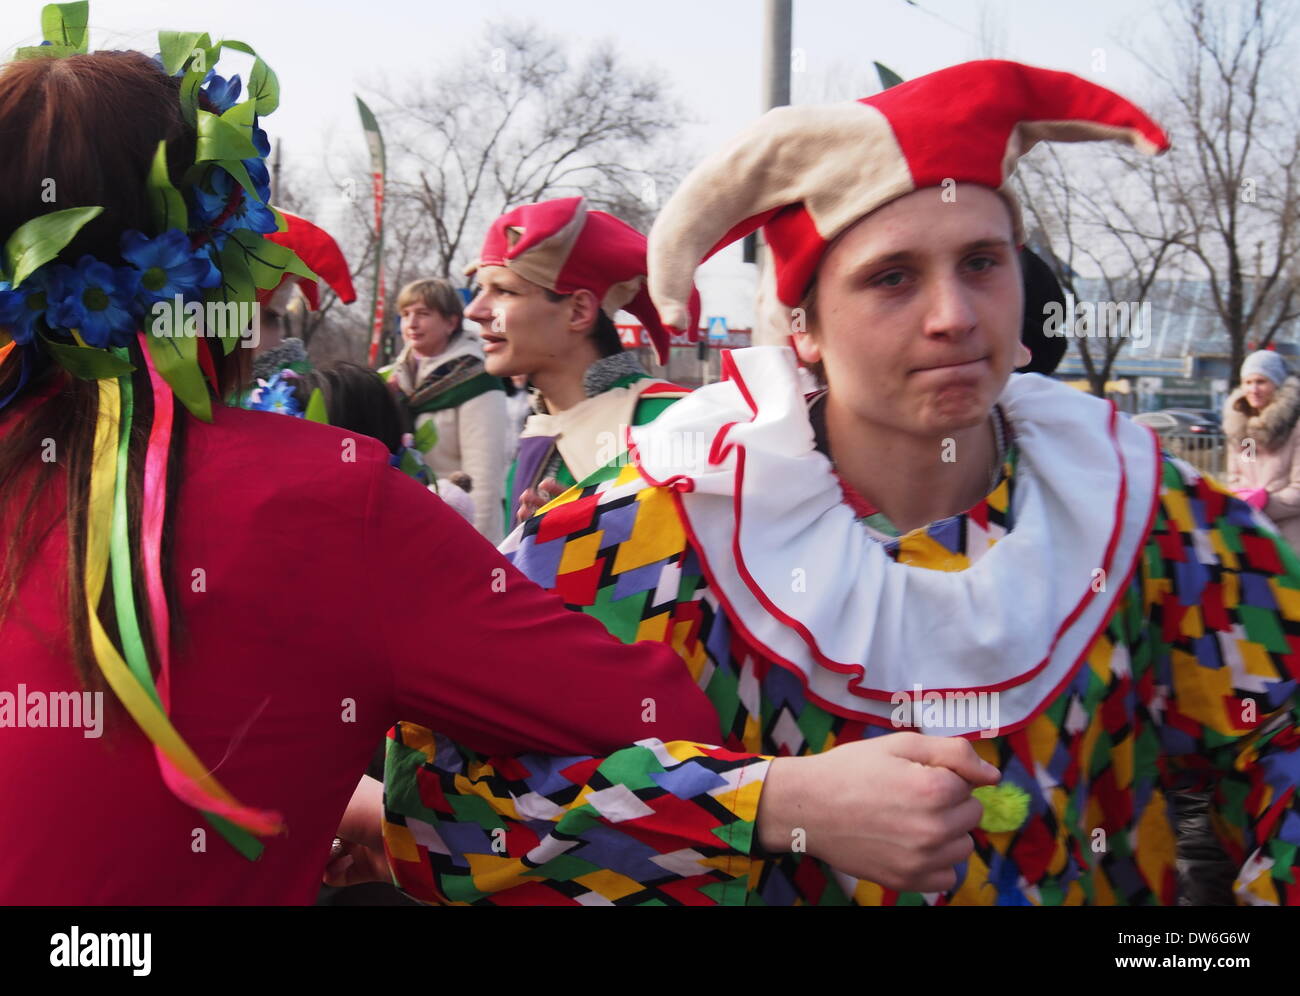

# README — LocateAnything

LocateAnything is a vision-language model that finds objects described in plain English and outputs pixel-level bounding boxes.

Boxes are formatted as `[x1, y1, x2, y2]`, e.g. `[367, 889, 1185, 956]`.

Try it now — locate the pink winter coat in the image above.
[1224, 375, 1300, 553]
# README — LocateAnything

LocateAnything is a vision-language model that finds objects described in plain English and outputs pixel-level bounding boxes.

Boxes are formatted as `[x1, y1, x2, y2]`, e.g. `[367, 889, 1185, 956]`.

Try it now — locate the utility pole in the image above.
[746, 0, 793, 348]
[763, 0, 793, 110]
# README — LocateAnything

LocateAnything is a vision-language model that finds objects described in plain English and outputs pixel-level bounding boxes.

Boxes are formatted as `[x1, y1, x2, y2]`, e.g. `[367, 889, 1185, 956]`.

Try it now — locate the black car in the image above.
[1158, 409, 1221, 434]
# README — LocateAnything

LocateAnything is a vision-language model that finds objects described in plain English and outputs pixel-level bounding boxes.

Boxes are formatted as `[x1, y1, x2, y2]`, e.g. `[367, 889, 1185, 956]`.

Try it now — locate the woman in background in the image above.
[380, 279, 507, 542]
[1223, 349, 1300, 551]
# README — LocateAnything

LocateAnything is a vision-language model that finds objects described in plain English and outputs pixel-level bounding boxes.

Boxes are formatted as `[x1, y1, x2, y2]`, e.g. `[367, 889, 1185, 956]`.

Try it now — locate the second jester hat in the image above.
[468, 196, 700, 365]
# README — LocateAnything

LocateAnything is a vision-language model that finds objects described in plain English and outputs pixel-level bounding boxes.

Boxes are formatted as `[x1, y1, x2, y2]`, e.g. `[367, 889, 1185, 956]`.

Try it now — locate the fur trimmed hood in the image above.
[1224, 375, 1300, 450]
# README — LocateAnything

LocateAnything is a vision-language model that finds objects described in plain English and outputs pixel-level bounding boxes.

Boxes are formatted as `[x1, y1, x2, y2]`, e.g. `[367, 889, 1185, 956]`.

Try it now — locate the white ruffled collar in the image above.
[629, 346, 1161, 736]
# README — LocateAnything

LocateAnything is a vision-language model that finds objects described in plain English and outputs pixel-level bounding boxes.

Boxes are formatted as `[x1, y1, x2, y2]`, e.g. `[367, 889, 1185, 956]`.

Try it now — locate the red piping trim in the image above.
[633, 351, 1163, 727]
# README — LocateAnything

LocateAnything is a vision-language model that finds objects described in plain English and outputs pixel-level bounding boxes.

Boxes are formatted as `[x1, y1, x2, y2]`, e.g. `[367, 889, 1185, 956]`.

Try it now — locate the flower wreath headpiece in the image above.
[0, 3, 321, 859]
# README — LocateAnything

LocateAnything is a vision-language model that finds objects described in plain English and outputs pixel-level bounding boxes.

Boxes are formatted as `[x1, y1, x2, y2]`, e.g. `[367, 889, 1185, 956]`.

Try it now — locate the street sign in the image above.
[707, 316, 729, 340]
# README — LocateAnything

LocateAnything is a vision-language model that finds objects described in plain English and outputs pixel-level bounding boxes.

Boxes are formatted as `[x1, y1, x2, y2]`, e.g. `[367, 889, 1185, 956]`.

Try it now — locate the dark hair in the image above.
[289, 363, 410, 453]
[0, 52, 221, 694]
[542, 288, 624, 358]
[0, 52, 197, 260]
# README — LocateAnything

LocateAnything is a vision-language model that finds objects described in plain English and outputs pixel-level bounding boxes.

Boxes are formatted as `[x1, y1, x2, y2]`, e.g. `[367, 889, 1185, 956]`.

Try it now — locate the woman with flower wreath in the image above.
[0, 12, 732, 905]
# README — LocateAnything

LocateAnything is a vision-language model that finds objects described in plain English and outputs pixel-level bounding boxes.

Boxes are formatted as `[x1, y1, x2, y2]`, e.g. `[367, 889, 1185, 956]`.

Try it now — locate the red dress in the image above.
[0, 391, 720, 905]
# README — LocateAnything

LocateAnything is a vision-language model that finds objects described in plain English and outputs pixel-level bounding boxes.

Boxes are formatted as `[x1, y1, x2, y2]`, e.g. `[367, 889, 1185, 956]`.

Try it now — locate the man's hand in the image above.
[516, 477, 567, 523]
[755, 732, 1000, 894]
[324, 775, 394, 887]
[323, 837, 393, 888]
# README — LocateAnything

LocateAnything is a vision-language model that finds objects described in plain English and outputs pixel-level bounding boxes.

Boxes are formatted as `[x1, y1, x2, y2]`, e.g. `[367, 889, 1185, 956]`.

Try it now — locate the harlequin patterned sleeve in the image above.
[1148, 457, 1300, 905]
[382, 726, 769, 905]
[381, 464, 773, 906]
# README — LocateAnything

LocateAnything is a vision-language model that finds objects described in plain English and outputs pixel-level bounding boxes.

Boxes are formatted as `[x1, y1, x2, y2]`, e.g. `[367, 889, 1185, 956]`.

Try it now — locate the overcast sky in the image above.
[0, 0, 1169, 168]
[0, 0, 1200, 324]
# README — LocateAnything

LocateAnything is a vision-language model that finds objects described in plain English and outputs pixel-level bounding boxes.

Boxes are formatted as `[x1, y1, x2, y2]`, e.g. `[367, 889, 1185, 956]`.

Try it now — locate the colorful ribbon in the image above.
[86, 364, 283, 858]
[0, 340, 33, 412]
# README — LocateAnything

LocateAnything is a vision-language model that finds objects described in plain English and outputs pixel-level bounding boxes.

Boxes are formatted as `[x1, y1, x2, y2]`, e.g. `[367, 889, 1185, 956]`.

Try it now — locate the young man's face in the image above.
[464, 265, 590, 378]
[400, 300, 458, 358]
[793, 184, 1023, 440]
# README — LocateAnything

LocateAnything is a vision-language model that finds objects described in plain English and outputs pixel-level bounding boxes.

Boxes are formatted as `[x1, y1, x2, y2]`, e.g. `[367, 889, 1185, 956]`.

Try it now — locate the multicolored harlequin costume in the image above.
[506, 351, 689, 526]
[383, 346, 1300, 906]
[379, 60, 1300, 905]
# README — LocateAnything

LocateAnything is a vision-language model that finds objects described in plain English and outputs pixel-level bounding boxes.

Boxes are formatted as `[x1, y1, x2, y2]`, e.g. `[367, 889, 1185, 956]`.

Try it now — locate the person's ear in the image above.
[792, 328, 822, 366]
[567, 289, 601, 335]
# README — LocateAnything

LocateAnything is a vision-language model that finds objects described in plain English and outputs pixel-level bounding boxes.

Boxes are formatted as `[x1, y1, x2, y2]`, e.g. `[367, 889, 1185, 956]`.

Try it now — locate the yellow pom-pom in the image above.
[973, 783, 1030, 833]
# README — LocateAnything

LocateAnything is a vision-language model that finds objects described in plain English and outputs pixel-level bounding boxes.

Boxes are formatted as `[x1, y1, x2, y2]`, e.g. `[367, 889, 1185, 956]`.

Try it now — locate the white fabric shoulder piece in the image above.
[630, 346, 1161, 736]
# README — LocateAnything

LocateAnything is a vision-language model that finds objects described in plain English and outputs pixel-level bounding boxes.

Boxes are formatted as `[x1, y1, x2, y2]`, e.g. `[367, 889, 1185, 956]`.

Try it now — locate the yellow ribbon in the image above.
[85, 379, 254, 815]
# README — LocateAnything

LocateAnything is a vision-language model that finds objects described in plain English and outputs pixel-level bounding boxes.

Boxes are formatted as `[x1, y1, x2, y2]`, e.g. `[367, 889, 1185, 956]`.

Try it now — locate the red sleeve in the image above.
[361, 456, 722, 756]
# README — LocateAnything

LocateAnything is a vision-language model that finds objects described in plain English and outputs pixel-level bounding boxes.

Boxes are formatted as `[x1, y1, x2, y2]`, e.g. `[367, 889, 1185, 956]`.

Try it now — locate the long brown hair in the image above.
[0, 51, 235, 695]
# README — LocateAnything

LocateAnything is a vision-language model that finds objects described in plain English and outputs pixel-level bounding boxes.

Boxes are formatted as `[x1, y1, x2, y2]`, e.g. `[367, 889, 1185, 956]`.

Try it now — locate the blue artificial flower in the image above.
[244, 156, 273, 205]
[201, 71, 242, 114]
[121, 229, 222, 304]
[46, 257, 140, 348]
[191, 166, 279, 242]
[245, 371, 302, 417]
[0, 269, 63, 345]
[251, 122, 271, 160]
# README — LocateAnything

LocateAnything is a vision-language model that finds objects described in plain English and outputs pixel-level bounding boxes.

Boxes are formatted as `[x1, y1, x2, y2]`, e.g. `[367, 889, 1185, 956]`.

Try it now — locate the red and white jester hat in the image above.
[647, 60, 1170, 332]
[467, 196, 701, 365]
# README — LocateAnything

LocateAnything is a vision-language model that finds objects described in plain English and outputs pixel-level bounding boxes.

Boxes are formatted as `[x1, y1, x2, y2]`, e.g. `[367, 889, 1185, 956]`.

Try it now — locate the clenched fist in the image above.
[755, 732, 1000, 894]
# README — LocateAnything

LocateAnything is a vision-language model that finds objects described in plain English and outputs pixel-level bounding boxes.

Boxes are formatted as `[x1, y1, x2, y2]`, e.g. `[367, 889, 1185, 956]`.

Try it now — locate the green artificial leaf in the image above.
[214, 237, 256, 301]
[304, 388, 328, 424]
[177, 63, 206, 128]
[227, 230, 318, 291]
[221, 42, 281, 116]
[413, 422, 439, 456]
[41, 2, 89, 52]
[158, 30, 209, 76]
[399, 448, 422, 479]
[40, 333, 135, 380]
[217, 158, 262, 203]
[146, 140, 188, 234]
[14, 44, 79, 61]
[5, 205, 102, 288]
[204, 240, 255, 358]
[221, 97, 258, 130]
[196, 110, 258, 163]
[197, 294, 249, 354]
[247, 58, 280, 115]
[144, 329, 212, 421]
[413, 419, 438, 454]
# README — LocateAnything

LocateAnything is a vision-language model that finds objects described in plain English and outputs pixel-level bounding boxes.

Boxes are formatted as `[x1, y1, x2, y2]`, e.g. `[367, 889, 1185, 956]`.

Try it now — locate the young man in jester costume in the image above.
[378, 61, 1300, 906]
[460, 197, 701, 532]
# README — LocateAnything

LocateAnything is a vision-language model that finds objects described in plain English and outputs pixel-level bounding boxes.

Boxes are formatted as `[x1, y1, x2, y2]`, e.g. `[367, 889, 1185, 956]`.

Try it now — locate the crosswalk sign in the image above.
[707, 316, 729, 340]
